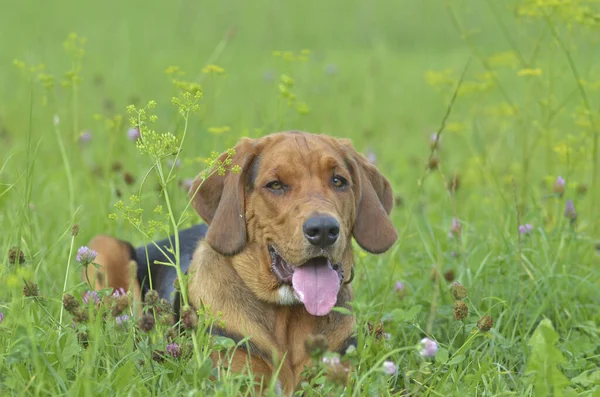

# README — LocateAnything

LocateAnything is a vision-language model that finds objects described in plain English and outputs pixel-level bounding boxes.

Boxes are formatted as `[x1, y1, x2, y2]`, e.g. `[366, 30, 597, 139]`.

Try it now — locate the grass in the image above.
[1, 0, 599, 395]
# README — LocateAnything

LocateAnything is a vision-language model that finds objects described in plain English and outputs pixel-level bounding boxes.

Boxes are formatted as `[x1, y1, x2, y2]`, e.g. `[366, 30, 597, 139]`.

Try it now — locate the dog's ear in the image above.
[189, 138, 256, 256]
[339, 139, 398, 254]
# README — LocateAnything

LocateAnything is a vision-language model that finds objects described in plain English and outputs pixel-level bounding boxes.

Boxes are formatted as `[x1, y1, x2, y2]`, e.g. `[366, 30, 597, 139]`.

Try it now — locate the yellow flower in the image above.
[517, 68, 543, 77]
[202, 64, 225, 75]
[208, 126, 231, 135]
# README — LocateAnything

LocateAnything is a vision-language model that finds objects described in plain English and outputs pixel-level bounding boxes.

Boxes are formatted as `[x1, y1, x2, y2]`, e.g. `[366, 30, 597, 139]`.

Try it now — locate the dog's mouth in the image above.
[268, 245, 343, 316]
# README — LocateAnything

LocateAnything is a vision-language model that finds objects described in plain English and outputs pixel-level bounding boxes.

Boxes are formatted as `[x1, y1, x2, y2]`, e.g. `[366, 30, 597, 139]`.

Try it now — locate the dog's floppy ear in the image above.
[189, 138, 256, 256]
[340, 139, 398, 254]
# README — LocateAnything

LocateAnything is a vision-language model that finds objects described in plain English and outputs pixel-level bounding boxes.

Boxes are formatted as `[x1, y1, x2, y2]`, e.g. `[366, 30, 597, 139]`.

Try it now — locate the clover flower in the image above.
[82, 290, 100, 305]
[419, 337, 438, 358]
[553, 176, 565, 196]
[564, 199, 577, 221]
[518, 224, 533, 235]
[166, 342, 181, 358]
[383, 360, 398, 375]
[76, 246, 97, 266]
[127, 127, 140, 141]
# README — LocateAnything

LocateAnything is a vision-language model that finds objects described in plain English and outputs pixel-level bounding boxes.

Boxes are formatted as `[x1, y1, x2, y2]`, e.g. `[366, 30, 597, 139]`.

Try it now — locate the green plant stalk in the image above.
[59, 234, 76, 325]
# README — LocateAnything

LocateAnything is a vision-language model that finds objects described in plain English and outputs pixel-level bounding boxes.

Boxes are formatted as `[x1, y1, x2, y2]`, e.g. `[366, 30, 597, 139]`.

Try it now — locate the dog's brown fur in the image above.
[85, 131, 397, 395]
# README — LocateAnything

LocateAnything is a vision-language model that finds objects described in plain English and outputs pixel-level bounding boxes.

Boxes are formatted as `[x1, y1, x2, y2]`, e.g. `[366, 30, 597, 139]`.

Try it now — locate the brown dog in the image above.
[85, 131, 398, 395]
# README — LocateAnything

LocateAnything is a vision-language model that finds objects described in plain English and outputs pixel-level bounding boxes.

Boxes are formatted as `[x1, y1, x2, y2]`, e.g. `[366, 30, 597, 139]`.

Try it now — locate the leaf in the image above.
[525, 318, 570, 397]
[436, 347, 449, 365]
[447, 354, 466, 366]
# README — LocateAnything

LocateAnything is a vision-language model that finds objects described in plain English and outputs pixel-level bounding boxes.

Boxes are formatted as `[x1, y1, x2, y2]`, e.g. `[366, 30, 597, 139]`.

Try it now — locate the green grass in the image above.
[1, 0, 599, 395]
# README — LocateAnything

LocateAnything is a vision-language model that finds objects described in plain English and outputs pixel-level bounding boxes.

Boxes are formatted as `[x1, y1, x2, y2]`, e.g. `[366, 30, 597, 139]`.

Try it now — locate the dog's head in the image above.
[189, 131, 397, 316]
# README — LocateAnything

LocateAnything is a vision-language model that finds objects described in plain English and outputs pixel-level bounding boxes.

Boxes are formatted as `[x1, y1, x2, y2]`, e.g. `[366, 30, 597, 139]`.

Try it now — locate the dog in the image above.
[84, 130, 398, 395]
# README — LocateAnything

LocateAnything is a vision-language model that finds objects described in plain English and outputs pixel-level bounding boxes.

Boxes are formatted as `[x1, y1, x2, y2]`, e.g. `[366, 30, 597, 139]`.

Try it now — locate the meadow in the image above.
[1, 0, 599, 395]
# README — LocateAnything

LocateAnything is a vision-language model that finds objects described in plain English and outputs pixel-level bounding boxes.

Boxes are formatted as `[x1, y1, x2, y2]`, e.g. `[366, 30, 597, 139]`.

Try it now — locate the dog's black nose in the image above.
[303, 215, 340, 248]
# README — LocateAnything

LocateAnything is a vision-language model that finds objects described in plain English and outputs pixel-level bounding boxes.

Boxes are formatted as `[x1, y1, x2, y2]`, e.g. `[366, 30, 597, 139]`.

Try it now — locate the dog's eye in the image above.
[332, 176, 347, 189]
[265, 180, 285, 191]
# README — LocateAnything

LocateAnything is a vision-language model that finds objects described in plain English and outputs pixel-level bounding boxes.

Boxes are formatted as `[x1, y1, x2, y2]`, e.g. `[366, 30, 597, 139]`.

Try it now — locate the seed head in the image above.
[77, 332, 89, 348]
[23, 281, 39, 297]
[448, 173, 461, 193]
[144, 290, 159, 307]
[428, 156, 440, 170]
[138, 314, 155, 333]
[453, 300, 469, 320]
[63, 294, 80, 313]
[477, 315, 494, 331]
[112, 295, 129, 317]
[451, 282, 467, 300]
[180, 306, 198, 330]
[71, 224, 80, 236]
[8, 246, 26, 265]
[123, 172, 136, 186]
[444, 269, 455, 282]
[165, 327, 178, 342]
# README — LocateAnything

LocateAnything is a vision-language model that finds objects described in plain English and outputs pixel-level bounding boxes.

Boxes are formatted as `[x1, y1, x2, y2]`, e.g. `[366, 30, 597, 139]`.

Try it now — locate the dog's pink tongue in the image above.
[292, 258, 340, 316]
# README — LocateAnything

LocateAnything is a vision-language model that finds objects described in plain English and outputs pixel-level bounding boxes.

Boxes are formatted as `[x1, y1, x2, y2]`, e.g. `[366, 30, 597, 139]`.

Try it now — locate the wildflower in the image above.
[477, 315, 494, 331]
[8, 246, 26, 265]
[419, 337, 438, 358]
[518, 224, 532, 235]
[166, 342, 181, 358]
[382, 360, 398, 376]
[76, 246, 97, 266]
[71, 224, 80, 236]
[127, 127, 140, 141]
[451, 282, 467, 300]
[79, 130, 92, 143]
[453, 300, 469, 320]
[23, 281, 39, 297]
[322, 354, 350, 386]
[116, 314, 129, 326]
[395, 281, 406, 297]
[63, 294, 79, 313]
[138, 314, 156, 332]
[449, 217, 462, 237]
[305, 334, 328, 358]
[0, 312, 4, 323]
[82, 290, 100, 305]
[430, 132, 441, 150]
[564, 199, 577, 221]
[112, 287, 126, 297]
[553, 176, 565, 196]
